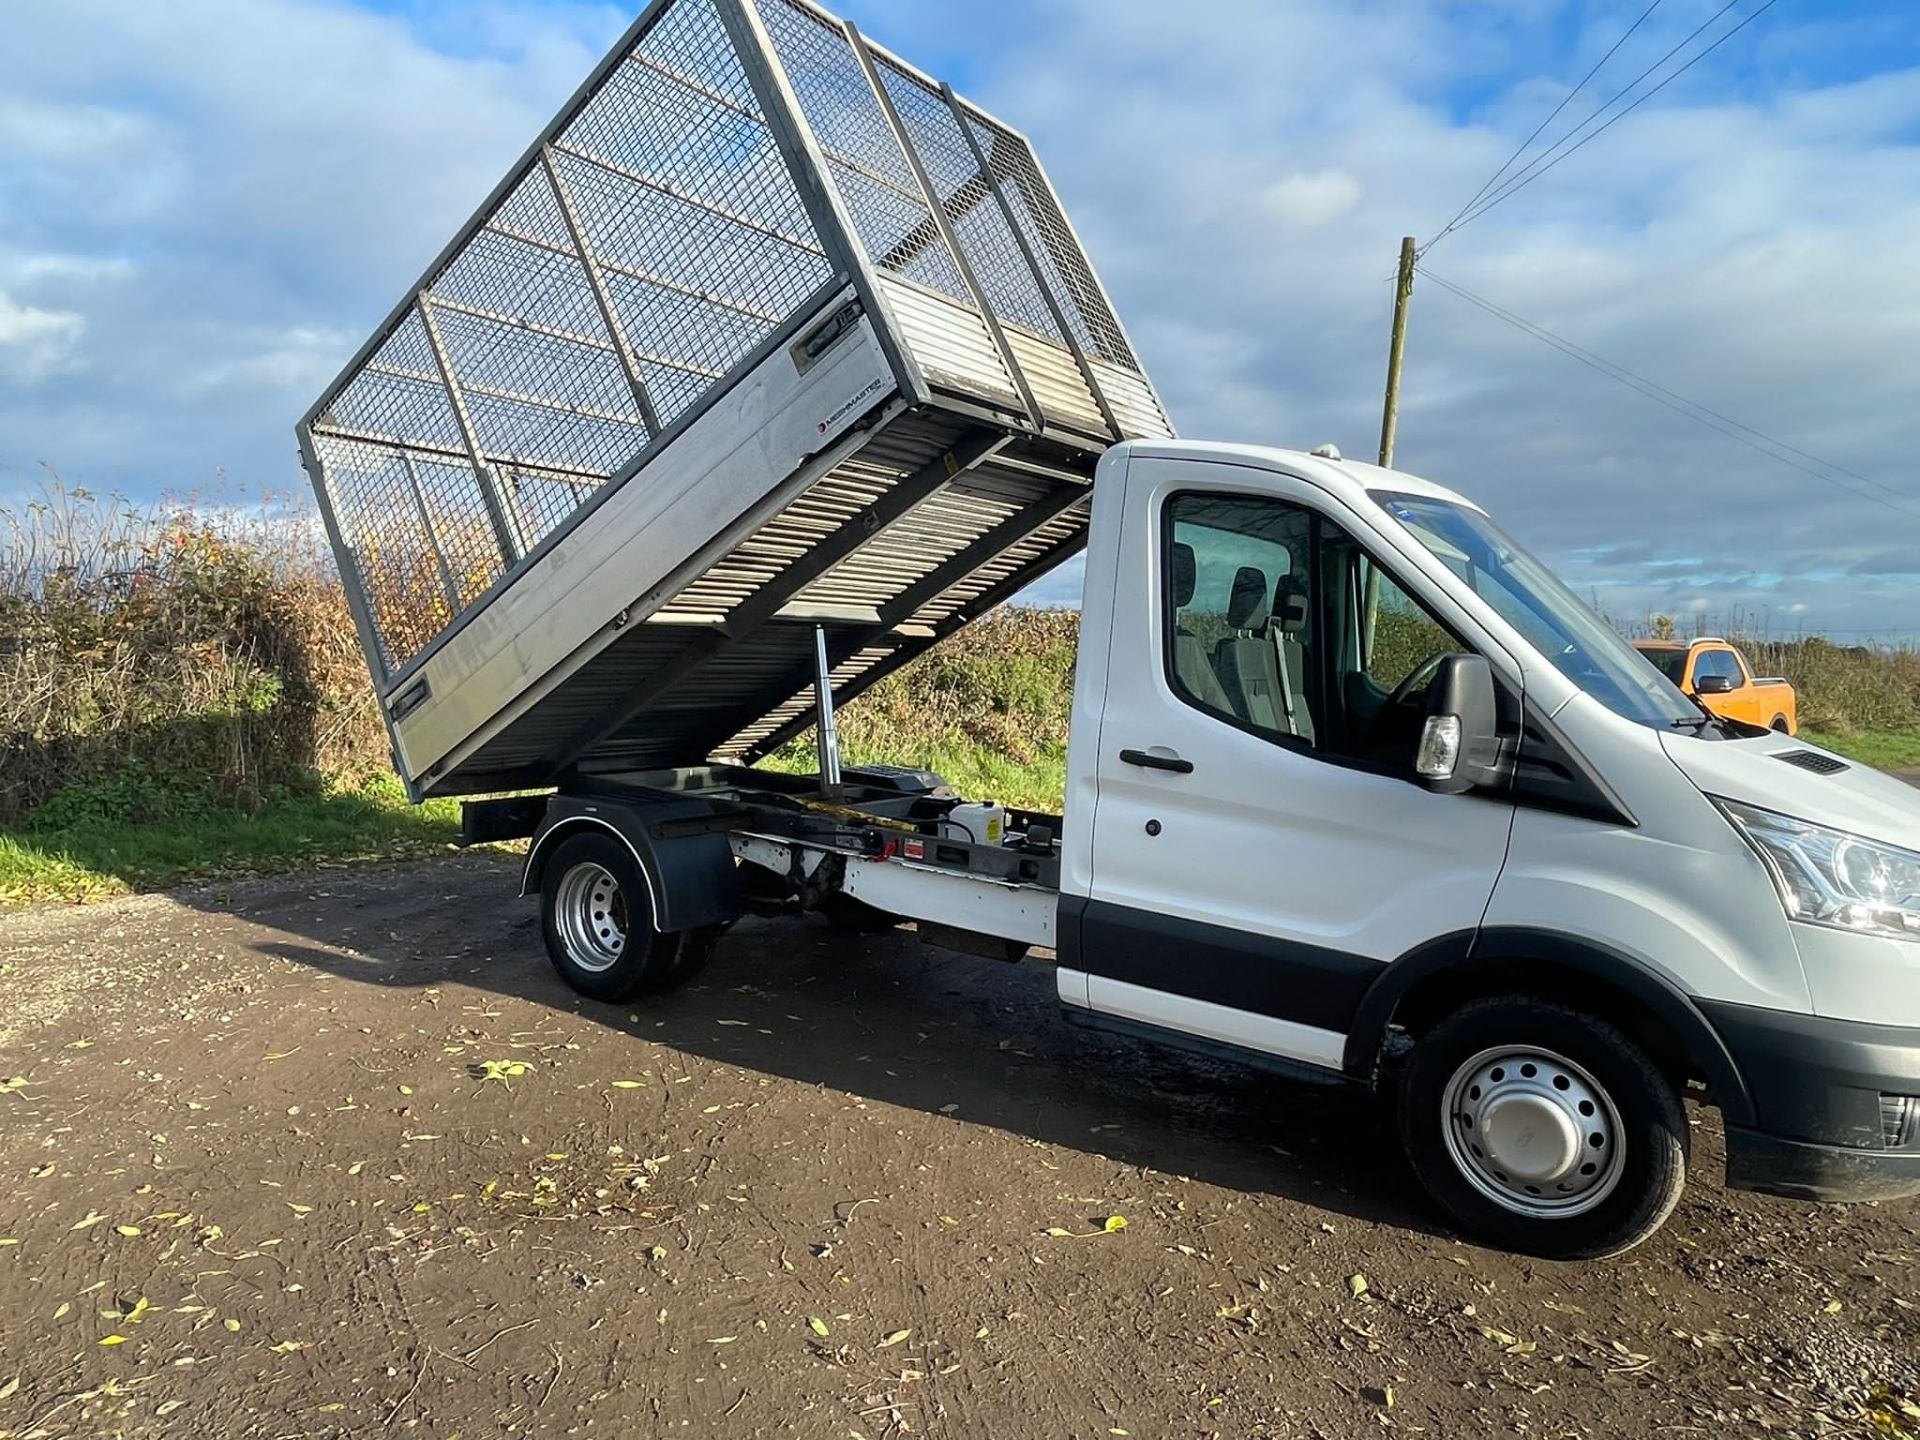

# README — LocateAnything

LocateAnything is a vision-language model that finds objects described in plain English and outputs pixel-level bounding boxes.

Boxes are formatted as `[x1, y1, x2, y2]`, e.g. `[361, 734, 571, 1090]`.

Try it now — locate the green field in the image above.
[1805, 727, 1920, 774]
[0, 773, 463, 907]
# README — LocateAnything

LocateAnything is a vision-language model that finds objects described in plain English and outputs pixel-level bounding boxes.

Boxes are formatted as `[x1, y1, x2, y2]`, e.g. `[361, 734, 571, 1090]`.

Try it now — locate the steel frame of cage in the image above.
[296, 0, 1166, 705]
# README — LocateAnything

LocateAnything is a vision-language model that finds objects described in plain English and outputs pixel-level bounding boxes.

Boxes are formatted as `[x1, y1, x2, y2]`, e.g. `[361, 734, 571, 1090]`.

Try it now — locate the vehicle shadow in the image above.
[233, 854, 1450, 1242]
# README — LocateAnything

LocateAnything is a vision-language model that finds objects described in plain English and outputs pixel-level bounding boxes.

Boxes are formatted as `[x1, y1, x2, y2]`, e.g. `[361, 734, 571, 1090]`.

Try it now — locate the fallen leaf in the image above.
[224, 1318, 243, 1332]
[286, 1204, 313, 1216]
[648, 1245, 669, 1261]
[54, 1302, 70, 1319]
[716, 1019, 749, 1027]
[115, 1225, 143, 1238]
[1823, 1299, 1843, 1315]
[939, 1103, 959, 1114]
[0, 1376, 17, 1400]
[1347, 1273, 1369, 1299]
[268, 1340, 309, 1354]
[808, 1317, 831, 1338]
[879, 1329, 912, 1348]
[708, 1335, 737, 1345]
[1102, 1215, 1128, 1232]
[610, 1080, 646, 1089]
[70, 1211, 107, 1232]
[99, 1334, 128, 1346]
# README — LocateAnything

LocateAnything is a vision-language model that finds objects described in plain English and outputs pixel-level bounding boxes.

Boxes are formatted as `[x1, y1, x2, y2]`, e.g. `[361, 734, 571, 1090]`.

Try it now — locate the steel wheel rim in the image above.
[555, 862, 627, 973]
[1440, 1045, 1625, 1219]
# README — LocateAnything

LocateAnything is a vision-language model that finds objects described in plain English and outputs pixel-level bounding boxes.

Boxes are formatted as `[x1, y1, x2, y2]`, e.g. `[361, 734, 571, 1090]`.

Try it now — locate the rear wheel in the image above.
[1771, 715, 1790, 733]
[541, 833, 686, 1001]
[1398, 997, 1687, 1259]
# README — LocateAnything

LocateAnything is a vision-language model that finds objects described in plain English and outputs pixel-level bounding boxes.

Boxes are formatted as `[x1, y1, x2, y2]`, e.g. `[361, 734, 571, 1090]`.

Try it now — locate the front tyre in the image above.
[1398, 998, 1687, 1260]
[540, 833, 684, 1002]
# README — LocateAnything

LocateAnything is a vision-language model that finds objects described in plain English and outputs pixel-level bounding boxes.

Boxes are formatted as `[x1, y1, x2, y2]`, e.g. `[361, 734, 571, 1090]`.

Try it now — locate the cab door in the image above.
[1074, 456, 1518, 1071]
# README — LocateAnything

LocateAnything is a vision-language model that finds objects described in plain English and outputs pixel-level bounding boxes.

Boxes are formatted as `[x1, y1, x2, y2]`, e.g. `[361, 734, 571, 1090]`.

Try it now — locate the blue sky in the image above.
[4, 0, 1920, 637]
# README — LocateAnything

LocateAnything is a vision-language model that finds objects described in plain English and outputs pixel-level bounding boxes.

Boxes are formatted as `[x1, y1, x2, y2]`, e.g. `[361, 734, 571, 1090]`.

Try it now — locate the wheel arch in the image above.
[1344, 927, 1755, 1127]
[522, 794, 740, 934]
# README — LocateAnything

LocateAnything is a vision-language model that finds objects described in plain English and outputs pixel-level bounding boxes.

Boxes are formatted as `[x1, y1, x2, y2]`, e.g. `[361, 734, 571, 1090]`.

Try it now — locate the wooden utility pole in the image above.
[1378, 235, 1417, 467]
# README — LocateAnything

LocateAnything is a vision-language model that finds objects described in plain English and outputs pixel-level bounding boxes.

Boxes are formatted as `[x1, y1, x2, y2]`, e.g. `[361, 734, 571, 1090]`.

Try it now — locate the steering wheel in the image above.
[1359, 652, 1449, 759]
[1383, 652, 1448, 712]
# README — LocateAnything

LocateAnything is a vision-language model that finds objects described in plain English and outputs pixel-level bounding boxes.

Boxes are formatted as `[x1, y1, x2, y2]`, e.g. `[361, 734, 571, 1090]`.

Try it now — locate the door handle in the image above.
[1119, 748, 1194, 774]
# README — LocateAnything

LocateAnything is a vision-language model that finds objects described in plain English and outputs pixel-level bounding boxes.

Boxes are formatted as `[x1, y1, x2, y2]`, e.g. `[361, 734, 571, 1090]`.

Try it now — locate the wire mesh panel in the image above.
[303, 0, 834, 676]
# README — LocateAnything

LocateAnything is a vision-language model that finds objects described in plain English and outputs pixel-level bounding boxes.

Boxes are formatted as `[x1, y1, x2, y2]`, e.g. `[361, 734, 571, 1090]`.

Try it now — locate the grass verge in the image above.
[0, 775, 463, 908]
[1804, 728, 1920, 774]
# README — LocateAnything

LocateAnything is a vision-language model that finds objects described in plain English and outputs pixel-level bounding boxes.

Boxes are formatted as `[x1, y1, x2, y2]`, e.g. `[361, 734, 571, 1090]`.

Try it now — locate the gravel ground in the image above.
[1, 853, 1917, 1439]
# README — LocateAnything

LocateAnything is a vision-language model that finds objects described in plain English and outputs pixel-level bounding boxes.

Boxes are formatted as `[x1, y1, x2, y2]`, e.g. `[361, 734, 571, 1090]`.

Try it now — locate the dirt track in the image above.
[2, 854, 1917, 1439]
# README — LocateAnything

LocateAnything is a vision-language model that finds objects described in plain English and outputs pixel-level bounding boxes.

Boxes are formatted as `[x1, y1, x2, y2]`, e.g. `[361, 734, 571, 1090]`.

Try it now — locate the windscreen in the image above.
[1378, 492, 1699, 730]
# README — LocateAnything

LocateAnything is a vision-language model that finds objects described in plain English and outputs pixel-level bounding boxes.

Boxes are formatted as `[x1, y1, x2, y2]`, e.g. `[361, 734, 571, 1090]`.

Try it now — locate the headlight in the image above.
[1717, 799, 1920, 944]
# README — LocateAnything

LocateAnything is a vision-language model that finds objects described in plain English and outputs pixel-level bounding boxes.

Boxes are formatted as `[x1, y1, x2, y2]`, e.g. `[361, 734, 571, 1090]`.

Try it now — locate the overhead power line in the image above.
[1416, 266, 1920, 524]
[1425, 0, 1782, 252]
[1428, 0, 1667, 249]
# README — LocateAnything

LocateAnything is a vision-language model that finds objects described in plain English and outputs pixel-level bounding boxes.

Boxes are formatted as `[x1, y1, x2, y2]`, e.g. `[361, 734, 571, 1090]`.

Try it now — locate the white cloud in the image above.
[0, 290, 85, 383]
[179, 325, 360, 399]
[1258, 170, 1364, 228]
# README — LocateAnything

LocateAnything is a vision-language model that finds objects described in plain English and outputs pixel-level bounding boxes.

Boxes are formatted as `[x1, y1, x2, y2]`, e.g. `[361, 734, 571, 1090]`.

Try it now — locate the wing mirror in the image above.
[1694, 673, 1736, 695]
[1415, 654, 1508, 795]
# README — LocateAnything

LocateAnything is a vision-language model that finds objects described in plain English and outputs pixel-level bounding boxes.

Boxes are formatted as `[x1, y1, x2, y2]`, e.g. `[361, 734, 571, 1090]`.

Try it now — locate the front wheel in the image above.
[1398, 998, 1687, 1260]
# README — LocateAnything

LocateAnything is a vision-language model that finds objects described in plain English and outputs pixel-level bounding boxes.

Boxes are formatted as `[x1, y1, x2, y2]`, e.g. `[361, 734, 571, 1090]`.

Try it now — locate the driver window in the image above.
[1163, 492, 1471, 770]
[1333, 552, 1468, 765]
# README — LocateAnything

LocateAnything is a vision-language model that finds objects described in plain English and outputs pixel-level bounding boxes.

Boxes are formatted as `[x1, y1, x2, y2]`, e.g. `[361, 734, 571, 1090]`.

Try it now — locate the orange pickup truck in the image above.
[1632, 637, 1798, 734]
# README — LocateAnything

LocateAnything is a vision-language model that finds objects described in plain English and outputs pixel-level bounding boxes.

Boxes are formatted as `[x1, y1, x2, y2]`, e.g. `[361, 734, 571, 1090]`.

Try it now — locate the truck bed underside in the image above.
[435, 407, 1096, 795]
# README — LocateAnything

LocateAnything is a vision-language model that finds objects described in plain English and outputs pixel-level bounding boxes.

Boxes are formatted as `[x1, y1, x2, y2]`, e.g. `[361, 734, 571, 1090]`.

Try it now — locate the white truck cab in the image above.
[1041, 440, 1920, 1255]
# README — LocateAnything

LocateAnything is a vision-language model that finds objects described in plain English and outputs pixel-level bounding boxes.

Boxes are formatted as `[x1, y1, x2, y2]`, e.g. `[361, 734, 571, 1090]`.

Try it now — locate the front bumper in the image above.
[1702, 999, 1920, 1203]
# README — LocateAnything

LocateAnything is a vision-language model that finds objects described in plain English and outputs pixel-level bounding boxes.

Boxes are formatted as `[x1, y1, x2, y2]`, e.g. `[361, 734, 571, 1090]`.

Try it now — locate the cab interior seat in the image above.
[1214, 567, 1314, 742]
[1170, 542, 1233, 712]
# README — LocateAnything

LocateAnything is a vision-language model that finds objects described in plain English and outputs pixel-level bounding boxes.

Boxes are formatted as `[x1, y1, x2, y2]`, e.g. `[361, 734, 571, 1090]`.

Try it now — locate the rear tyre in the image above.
[1771, 715, 1790, 733]
[1398, 997, 1687, 1260]
[540, 833, 684, 1002]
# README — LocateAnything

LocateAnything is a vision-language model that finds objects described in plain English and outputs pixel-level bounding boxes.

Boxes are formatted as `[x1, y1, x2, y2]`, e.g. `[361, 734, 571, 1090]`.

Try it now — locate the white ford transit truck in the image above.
[298, 0, 1920, 1258]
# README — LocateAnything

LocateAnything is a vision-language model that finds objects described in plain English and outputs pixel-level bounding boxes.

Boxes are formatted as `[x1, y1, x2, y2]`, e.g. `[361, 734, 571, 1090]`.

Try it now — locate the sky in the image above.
[3, 0, 1919, 639]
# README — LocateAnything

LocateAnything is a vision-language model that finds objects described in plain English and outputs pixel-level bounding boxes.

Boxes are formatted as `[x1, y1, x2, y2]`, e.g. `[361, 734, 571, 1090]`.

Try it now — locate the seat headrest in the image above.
[1272, 575, 1310, 634]
[1171, 543, 1196, 607]
[1227, 566, 1269, 629]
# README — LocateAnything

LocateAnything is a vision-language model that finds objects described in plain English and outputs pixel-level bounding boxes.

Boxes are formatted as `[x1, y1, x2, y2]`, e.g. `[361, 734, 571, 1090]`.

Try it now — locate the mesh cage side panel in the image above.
[963, 111, 1137, 372]
[305, 0, 832, 676]
[314, 435, 502, 668]
[873, 59, 1063, 346]
[751, 0, 971, 305]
